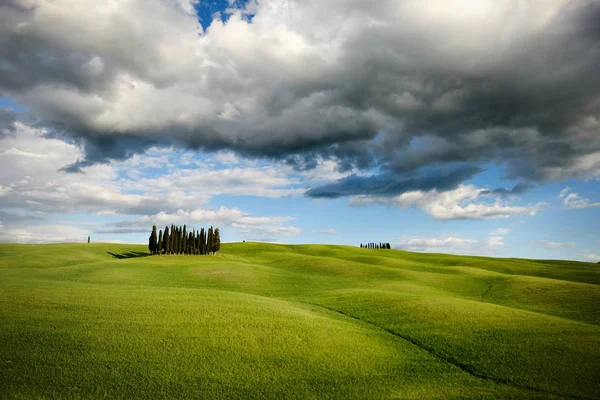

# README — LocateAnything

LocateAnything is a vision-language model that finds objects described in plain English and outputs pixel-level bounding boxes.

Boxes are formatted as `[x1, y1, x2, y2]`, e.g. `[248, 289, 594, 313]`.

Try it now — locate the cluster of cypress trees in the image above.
[360, 242, 391, 249]
[148, 224, 220, 255]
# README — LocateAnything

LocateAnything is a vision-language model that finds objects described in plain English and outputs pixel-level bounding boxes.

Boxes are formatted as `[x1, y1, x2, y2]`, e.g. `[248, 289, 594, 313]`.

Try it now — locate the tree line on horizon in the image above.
[148, 224, 220, 255]
[360, 242, 391, 249]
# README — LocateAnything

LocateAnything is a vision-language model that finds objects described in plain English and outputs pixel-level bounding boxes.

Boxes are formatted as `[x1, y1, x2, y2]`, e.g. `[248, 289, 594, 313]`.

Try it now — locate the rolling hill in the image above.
[0, 242, 598, 399]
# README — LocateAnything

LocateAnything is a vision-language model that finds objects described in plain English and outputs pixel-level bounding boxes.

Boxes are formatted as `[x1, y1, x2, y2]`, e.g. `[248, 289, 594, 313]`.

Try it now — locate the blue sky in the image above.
[0, 0, 599, 262]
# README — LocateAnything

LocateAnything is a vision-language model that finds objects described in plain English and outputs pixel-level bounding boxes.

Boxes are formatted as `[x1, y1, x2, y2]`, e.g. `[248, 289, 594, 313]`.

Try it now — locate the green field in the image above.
[0, 243, 598, 399]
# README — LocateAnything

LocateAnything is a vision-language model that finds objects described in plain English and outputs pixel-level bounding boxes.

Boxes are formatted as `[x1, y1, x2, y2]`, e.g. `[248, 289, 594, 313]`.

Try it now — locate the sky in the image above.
[0, 0, 599, 262]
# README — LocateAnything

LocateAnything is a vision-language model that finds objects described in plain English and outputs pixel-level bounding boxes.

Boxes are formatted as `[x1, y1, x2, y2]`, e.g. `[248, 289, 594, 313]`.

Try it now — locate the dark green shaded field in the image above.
[0, 243, 598, 399]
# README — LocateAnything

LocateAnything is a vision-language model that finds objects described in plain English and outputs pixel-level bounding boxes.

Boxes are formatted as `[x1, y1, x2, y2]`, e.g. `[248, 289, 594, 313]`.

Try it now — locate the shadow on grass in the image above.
[107, 251, 150, 259]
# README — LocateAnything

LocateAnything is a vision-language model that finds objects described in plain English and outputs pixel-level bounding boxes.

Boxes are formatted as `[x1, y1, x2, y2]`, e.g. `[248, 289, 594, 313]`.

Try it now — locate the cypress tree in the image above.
[149, 225, 158, 254]
[174, 226, 178, 254]
[170, 225, 174, 254]
[190, 229, 195, 255]
[214, 228, 221, 253]
[200, 228, 205, 254]
[180, 226, 184, 254]
[180, 227, 184, 254]
[174, 227, 179, 255]
[163, 226, 169, 255]
[87, 236, 90, 244]
[182, 225, 187, 255]
[158, 230, 163, 255]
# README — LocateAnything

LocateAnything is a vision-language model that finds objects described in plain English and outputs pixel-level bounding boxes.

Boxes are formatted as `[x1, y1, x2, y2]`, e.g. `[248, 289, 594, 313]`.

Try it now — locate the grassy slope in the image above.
[0, 243, 598, 399]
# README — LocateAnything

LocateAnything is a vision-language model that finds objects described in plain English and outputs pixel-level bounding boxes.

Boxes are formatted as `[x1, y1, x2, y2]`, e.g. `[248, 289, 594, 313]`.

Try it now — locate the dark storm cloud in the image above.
[1, 0, 599, 190]
[483, 183, 535, 198]
[305, 165, 482, 199]
[0, 108, 17, 137]
[58, 134, 160, 172]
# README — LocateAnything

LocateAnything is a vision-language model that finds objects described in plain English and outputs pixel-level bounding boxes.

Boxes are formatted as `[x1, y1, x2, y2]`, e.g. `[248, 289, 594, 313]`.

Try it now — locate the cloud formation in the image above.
[348, 184, 542, 220]
[305, 165, 482, 198]
[559, 187, 600, 209]
[395, 233, 505, 255]
[1, 0, 599, 191]
[0, 122, 302, 242]
[532, 240, 578, 248]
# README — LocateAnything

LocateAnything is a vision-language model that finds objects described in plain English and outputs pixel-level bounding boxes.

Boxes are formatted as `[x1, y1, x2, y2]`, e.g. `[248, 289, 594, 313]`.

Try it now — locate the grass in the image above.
[0, 242, 598, 399]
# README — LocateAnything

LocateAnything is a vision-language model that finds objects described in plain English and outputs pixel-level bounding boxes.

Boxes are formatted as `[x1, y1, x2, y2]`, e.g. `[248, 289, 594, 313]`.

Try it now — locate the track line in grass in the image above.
[480, 279, 493, 302]
[303, 301, 594, 400]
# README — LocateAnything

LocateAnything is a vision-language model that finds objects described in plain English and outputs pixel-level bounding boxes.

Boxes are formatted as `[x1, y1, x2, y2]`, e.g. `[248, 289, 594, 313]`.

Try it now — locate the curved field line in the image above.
[303, 301, 594, 400]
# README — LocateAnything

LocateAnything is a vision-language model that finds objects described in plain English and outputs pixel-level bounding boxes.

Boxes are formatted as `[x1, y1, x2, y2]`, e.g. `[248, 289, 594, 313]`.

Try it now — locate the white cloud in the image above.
[487, 236, 505, 247]
[532, 240, 577, 248]
[584, 253, 600, 262]
[237, 225, 302, 243]
[313, 229, 337, 235]
[349, 184, 542, 220]
[0, 223, 89, 244]
[0, 122, 306, 218]
[136, 207, 294, 228]
[104, 206, 300, 243]
[558, 186, 571, 199]
[395, 233, 504, 255]
[489, 228, 512, 236]
[0, 122, 304, 243]
[561, 191, 600, 209]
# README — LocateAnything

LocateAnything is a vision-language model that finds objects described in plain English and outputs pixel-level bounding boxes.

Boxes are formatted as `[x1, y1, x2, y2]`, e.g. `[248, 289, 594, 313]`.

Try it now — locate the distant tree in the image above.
[214, 228, 221, 253]
[205, 227, 209, 254]
[149, 225, 158, 254]
[158, 230, 163, 255]
[182, 225, 187, 255]
[87, 236, 90, 244]
[207, 226, 213, 254]
[198, 228, 203, 254]
[172, 227, 176, 254]
[147, 224, 222, 257]
[200, 228, 205, 254]
[163, 226, 169, 255]
[196, 231, 202, 254]
[178, 226, 183, 254]
[174, 227, 179, 254]
[190, 230, 195, 255]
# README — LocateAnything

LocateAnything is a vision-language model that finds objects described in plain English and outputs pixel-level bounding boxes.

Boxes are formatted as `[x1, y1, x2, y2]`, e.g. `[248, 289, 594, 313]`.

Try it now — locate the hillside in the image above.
[0, 243, 598, 399]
